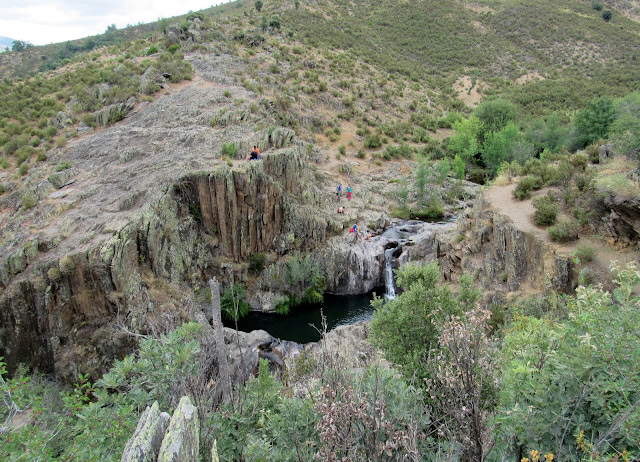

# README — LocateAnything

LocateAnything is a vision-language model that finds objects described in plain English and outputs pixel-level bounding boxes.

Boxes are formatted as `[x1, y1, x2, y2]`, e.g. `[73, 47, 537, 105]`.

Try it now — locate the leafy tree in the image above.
[494, 262, 640, 459]
[474, 98, 517, 136]
[448, 115, 482, 162]
[269, 14, 281, 29]
[255, 0, 263, 11]
[602, 9, 612, 21]
[370, 262, 468, 382]
[481, 121, 519, 175]
[11, 41, 29, 52]
[452, 154, 465, 179]
[610, 92, 640, 156]
[573, 96, 615, 148]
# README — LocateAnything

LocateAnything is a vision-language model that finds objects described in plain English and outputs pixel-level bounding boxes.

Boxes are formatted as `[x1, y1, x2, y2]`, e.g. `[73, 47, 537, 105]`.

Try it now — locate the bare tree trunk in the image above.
[209, 278, 232, 403]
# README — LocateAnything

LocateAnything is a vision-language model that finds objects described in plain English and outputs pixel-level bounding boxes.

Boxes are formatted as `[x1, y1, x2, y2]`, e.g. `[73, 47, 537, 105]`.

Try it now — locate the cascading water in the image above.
[384, 246, 398, 300]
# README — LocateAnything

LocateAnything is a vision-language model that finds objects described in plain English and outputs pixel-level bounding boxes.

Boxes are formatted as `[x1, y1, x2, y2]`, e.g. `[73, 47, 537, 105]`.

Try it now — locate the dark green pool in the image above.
[224, 292, 377, 343]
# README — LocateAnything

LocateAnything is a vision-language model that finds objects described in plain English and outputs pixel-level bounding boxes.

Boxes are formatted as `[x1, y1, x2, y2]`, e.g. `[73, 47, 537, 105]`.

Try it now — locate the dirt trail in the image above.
[485, 182, 638, 286]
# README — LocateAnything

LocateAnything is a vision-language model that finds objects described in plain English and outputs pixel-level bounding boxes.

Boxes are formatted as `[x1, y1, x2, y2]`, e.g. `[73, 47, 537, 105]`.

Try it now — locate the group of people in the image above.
[248, 145, 261, 161]
[336, 184, 353, 201]
[350, 222, 371, 242]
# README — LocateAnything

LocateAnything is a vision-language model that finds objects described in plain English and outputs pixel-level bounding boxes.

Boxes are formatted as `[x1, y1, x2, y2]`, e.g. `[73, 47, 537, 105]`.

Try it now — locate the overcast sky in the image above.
[1, 0, 227, 46]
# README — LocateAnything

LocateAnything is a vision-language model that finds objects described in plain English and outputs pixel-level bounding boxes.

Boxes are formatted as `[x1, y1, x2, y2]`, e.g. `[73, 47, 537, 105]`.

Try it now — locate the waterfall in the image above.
[384, 247, 397, 300]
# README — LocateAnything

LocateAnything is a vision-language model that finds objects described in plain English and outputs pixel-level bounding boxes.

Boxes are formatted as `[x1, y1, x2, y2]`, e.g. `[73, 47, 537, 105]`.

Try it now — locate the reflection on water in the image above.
[224, 292, 377, 343]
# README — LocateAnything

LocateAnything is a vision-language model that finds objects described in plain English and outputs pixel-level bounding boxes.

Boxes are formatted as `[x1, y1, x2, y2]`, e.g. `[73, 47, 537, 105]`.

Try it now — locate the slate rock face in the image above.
[437, 194, 577, 294]
[121, 402, 170, 462]
[158, 396, 200, 462]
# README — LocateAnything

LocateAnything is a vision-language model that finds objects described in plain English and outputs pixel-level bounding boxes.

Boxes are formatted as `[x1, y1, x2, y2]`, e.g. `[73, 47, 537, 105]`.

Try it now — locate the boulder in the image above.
[158, 396, 199, 462]
[599, 143, 615, 162]
[121, 401, 170, 462]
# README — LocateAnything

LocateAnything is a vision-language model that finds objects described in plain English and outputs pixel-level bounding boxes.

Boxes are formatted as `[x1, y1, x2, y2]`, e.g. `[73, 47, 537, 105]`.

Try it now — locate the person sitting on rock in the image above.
[253, 145, 261, 159]
[337, 206, 345, 215]
[365, 230, 372, 241]
[248, 149, 259, 161]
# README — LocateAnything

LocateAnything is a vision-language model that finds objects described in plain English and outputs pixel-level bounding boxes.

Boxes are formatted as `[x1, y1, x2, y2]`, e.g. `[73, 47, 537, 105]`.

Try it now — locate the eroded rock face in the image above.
[121, 401, 170, 462]
[438, 194, 577, 294]
[158, 396, 199, 462]
[601, 191, 640, 247]
[0, 148, 328, 380]
[320, 220, 456, 296]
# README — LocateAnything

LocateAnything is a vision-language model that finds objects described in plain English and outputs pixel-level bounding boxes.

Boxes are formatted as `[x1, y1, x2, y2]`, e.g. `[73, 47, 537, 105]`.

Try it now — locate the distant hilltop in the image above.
[0, 36, 19, 52]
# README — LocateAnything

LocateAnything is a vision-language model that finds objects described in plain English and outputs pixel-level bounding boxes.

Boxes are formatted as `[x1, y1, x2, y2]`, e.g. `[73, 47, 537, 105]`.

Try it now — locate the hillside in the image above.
[1, 0, 640, 460]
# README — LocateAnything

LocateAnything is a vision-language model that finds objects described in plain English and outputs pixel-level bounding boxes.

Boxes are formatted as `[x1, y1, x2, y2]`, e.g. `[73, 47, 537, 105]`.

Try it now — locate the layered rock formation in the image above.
[438, 194, 577, 296]
[0, 146, 329, 381]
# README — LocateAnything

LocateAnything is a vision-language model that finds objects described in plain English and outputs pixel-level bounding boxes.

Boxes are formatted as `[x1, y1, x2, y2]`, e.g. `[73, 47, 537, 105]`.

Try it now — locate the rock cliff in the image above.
[0, 145, 330, 381]
[438, 194, 577, 298]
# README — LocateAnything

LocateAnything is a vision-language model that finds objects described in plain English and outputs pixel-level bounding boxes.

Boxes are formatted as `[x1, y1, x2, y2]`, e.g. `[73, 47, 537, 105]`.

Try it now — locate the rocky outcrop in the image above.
[438, 195, 576, 294]
[122, 397, 199, 462]
[94, 96, 137, 127]
[158, 396, 199, 461]
[121, 401, 170, 462]
[600, 191, 640, 247]
[320, 220, 456, 296]
[0, 146, 329, 380]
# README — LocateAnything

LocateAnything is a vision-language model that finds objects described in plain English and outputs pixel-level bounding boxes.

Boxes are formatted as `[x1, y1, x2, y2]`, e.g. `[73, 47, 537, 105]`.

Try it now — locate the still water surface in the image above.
[224, 293, 377, 343]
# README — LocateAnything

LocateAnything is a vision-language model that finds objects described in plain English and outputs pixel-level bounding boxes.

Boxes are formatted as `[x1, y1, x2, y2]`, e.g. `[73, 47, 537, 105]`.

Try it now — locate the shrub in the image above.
[592, 1, 603, 10]
[221, 142, 239, 159]
[356, 149, 366, 159]
[602, 10, 612, 21]
[167, 44, 180, 54]
[221, 284, 251, 321]
[22, 192, 36, 209]
[248, 253, 267, 274]
[255, 0, 263, 11]
[532, 198, 558, 226]
[269, 15, 281, 29]
[59, 256, 76, 275]
[146, 46, 158, 56]
[338, 144, 346, 156]
[56, 161, 73, 172]
[513, 175, 543, 200]
[18, 163, 29, 175]
[0, 183, 4, 194]
[548, 220, 579, 242]
[574, 244, 597, 262]
[363, 133, 383, 148]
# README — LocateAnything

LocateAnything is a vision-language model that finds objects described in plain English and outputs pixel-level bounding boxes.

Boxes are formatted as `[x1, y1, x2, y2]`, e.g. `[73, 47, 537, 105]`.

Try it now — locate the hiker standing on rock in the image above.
[346, 185, 352, 201]
[336, 184, 342, 201]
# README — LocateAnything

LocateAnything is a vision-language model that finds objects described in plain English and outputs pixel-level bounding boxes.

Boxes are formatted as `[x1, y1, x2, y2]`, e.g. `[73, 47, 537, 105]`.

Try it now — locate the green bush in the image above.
[56, 161, 73, 172]
[248, 252, 267, 274]
[532, 197, 558, 226]
[221, 284, 251, 321]
[221, 142, 239, 159]
[146, 46, 158, 56]
[21, 192, 36, 209]
[548, 220, 579, 242]
[513, 175, 543, 200]
[574, 244, 596, 262]
[363, 133, 383, 148]
[602, 10, 612, 21]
